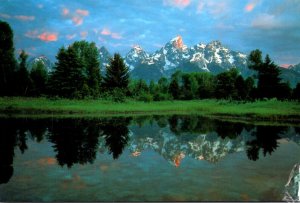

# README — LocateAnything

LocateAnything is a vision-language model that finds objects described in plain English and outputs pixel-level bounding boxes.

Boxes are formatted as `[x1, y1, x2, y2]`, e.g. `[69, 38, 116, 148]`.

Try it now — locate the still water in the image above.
[0, 115, 299, 201]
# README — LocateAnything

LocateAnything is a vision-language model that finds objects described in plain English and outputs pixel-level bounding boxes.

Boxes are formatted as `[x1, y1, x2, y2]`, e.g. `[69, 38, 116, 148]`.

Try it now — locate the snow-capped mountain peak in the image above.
[28, 55, 53, 72]
[171, 35, 185, 50]
[100, 36, 253, 81]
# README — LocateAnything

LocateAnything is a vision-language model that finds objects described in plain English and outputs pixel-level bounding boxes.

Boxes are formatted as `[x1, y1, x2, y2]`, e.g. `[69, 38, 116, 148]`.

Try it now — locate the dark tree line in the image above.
[1, 20, 300, 101]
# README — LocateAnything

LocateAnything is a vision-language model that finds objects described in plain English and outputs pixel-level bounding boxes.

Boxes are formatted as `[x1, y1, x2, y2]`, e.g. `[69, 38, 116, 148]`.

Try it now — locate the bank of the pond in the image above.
[0, 97, 299, 121]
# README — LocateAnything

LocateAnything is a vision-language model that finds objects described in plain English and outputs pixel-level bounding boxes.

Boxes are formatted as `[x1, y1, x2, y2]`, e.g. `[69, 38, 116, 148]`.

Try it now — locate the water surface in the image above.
[0, 116, 299, 201]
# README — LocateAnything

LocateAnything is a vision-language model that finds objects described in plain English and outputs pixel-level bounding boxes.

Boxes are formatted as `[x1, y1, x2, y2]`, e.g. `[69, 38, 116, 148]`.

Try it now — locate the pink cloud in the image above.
[72, 16, 83, 26]
[62, 8, 70, 16]
[0, 13, 11, 19]
[163, 0, 191, 8]
[38, 32, 58, 42]
[66, 34, 76, 40]
[101, 28, 111, 35]
[14, 15, 35, 21]
[100, 28, 122, 39]
[80, 31, 88, 39]
[245, 0, 260, 12]
[76, 9, 89, 16]
[61, 8, 88, 26]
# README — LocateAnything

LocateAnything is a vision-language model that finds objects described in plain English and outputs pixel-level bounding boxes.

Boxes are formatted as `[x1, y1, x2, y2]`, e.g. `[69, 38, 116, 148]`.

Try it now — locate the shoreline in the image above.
[1, 97, 299, 124]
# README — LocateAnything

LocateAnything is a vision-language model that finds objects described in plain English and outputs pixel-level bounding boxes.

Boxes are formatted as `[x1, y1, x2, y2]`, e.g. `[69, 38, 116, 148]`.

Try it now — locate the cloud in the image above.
[0, 13, 11, 19]
[61, 8, 89, 26]
[72, 16, 83, 26]
[245, 0, 260, 12]
[1, 13, 35, 21]
[62, 8, 70, 16]
[101, 28, 111, 35]
[251, 13, 281, 29]
[196, 1, 230, 16]
[66, 34, 76, 40]
[25, 30, 39, 38]
[38, 32, 58, 42]
[163, 0, 191, 9]
[76, 9, 89, 16]
[25, 30, 58, 42]
[215, 23, 234, 30]
[14, 15, 35, 21]
[111, 33, 122, 39]
[100, 28, 122, 39]
[80, 31, 88, 39]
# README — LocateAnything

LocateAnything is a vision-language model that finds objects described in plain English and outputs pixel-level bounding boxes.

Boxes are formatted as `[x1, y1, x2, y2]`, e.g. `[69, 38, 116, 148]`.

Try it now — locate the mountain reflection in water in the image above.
[0, 116, 300, 185]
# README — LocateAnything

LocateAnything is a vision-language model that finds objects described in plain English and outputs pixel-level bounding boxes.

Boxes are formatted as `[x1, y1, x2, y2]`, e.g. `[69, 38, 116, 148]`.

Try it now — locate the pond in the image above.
[0, 115, 299, 201]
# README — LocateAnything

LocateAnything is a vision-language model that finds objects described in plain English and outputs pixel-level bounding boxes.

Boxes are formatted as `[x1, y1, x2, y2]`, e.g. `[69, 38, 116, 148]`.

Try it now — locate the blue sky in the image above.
[0, 0, 299, 66]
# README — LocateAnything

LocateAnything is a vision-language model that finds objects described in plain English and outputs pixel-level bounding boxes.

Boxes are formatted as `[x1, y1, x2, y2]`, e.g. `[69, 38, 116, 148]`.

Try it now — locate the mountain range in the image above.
[28, 36, 300, 87]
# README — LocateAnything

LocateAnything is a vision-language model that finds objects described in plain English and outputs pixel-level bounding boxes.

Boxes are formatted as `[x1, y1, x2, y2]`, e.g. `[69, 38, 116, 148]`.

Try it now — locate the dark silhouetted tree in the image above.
[244, 77, 255, 99]
[49, 46, 85, 98]
[215, 68, 239, 99]
[0, 21, 17, 96]
[248, 50, 283, 99]
[169, 78, 180, 99]
[16, 50, 31, 96]
[292, 83, 300, 100]
[30, 60, 48, 96]
[102, 53, 129, 91]
[181, 74, 198, 100]
[72, 41, 101, 97]
[194, 72, 216, 99]
[235, 75, 247, 100]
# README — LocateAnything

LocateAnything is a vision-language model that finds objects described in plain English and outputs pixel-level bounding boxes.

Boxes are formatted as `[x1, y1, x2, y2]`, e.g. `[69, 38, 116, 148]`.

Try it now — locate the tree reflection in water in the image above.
[101, 117, 131, 159]
[246, 126, 287, 161]
[0, 116, 297, 185]
[48, 118, 102, 168]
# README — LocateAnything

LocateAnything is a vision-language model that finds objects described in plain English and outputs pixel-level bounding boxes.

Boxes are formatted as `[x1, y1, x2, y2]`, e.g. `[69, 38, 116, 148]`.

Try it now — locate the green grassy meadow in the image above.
[0, 97, 299, 122]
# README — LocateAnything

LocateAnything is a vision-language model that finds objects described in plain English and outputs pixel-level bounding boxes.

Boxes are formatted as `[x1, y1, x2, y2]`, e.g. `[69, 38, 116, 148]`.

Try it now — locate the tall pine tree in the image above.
[72, 41, 101, 97]
[49, 47, 85, 98]
[0, 21, 17, 96]
[30, 60, 48, 96]
[103, 53, 129, 91]
[248, 50, 282, 99]
[16, 50, 31, 96]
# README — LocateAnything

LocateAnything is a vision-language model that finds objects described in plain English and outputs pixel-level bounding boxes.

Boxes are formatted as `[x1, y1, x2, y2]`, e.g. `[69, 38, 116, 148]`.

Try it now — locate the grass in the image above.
[0, 97, 299, 122]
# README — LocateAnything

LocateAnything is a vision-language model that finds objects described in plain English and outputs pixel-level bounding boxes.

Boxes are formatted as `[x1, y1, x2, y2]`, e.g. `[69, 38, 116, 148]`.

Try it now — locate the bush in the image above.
[153, 93, 171, 101]
[101, 88, 126, 102]
[137, 92, 153, 102]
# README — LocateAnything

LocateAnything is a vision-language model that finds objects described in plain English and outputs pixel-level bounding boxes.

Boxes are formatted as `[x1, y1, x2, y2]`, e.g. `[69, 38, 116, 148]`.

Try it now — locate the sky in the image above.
[0, 0, 300, 66]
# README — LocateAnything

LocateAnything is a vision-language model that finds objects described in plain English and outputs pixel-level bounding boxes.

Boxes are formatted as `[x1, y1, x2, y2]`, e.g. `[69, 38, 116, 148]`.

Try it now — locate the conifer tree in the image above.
[181, 74, 198, 100]
[49, 47, 85, 98]
[30, 60, 48, 96]
[149, 80, 156, 95]
[248, 50, 282, 99]
[103, 53, 129, 91]
[169, 78, 180, 99]
[293, 83, 300, 100]
[72, 41, 101, 97]
[0, 21, 17, 96]
[234, 75, 246, 100]
[16, 50, 31, 96]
